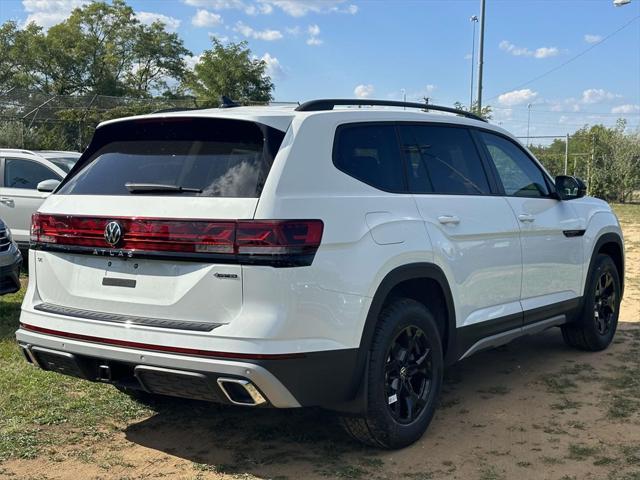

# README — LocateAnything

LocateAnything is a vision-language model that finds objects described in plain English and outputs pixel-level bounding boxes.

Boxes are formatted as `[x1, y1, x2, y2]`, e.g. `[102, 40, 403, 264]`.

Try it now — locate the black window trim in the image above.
[471, 127, 558, 200]
[332, 121, 502, 196]
[3, 157, 62, 190]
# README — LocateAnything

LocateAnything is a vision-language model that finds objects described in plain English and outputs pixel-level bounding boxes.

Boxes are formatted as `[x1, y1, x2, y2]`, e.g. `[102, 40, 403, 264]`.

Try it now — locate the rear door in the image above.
[476, 130, 582, 317]
[0, 156, 62, 245]
[398, 123, 523, 334]
[31, 117, 286, 329]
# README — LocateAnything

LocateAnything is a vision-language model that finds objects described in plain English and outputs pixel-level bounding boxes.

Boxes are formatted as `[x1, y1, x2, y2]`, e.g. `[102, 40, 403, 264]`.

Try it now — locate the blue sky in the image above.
[1, 0, 639, 140]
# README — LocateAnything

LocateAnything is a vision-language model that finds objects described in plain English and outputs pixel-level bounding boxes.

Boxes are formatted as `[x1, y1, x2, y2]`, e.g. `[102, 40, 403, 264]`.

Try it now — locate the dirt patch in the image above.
[3, 326, 640, 480]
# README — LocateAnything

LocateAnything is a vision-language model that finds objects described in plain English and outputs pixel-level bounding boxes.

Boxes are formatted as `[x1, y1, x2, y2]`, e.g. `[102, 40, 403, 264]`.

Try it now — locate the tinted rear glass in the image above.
[333, 124, 405, 192]
[58, 118, 285, 197]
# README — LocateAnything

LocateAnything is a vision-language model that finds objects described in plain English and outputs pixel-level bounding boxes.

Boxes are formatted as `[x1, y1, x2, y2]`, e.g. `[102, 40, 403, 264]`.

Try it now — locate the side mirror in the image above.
[37, 179, 61, 193]
[555, 175, 586, 200]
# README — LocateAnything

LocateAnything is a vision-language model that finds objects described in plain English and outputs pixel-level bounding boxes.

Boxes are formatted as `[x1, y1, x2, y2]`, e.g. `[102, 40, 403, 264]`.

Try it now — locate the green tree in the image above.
[126, 21, 190, 97]
[0, 0, 190, 96]
[454, 100, 493, 120]
[188, 39, 274, 104]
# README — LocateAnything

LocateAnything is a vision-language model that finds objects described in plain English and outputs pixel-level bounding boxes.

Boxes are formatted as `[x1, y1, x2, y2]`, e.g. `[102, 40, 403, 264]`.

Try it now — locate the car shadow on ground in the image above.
[123, 326, 604, 477]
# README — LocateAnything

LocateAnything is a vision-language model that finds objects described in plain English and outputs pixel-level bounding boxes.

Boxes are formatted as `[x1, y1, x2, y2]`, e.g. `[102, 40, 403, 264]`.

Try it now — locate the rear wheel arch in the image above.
[359, 264, 457, 366]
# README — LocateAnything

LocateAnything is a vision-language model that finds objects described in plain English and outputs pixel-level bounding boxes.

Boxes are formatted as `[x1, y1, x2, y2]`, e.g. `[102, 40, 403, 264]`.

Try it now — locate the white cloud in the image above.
[581, 88, 620, 104]
[192, 9, 223, 27]
[234, 21, 283, 40]
[258, 0, 355, 17]
[184, 54, 202, 71]
[209, 32, 230, 42]
[584, 34, 602, 44]
[354, 84, 374, 99]
[22, 0, 88, 28]
[135, 11, 181, 31]
[498, 88, 538, 106]
[184, 0, 356, 16]
[306, 24, 322, 45]
[534, 47, 559, 59]
[261, 52, 284, 79]
[499, 40, 559, 59]
[611, 104, 640, 114]
[185, 0, 251, 13]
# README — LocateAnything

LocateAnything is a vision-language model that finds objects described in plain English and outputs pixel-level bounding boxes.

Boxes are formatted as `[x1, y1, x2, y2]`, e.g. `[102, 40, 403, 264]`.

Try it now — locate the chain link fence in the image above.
[0, 89, 199, 151]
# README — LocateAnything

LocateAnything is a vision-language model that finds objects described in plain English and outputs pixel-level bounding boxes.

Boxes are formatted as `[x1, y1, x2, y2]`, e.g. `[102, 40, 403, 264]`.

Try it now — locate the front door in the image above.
[477, 131, 582, 318]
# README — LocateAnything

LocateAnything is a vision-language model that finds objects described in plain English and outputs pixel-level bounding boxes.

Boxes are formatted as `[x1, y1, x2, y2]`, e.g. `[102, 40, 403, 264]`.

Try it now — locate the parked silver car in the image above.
[0, 149, 66, 248]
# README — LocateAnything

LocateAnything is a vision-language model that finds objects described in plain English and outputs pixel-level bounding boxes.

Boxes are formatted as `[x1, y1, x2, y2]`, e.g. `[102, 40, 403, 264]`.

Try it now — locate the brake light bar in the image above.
[30, 214, 323, 267]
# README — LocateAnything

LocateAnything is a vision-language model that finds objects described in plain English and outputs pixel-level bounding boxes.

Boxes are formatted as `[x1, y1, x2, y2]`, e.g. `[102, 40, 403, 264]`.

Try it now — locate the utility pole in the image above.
[476, 0, 486, 111]
[564, 133, 569, 175]
[470, 15, 479, 109]
[526, 103, 532, 146]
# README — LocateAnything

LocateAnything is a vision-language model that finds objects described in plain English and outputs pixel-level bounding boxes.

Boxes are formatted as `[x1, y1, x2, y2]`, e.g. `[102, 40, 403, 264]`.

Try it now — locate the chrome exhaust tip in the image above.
[217, 377, 267, 406]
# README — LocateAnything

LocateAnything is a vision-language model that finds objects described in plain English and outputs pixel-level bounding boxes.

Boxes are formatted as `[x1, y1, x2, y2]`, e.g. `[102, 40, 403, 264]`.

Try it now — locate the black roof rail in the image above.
[295, 99, 487, 122]
[151, 107, 206, 114]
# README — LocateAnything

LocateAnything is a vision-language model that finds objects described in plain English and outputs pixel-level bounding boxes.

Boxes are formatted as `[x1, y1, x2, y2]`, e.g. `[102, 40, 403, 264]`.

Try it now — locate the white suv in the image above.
[16, 99, 624, 448]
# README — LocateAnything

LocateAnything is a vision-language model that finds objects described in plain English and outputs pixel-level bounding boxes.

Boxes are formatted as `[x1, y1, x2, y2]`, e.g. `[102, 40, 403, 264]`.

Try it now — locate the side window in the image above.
[4, 159, 61, 190]
[334, 124, 405, 192]
[480, 132, 550, 198]
[398, 125, 490, 195]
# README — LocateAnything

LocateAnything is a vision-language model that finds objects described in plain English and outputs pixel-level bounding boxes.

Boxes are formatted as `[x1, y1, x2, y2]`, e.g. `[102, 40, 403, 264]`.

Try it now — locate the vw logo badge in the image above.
[104, 221, 123, 246]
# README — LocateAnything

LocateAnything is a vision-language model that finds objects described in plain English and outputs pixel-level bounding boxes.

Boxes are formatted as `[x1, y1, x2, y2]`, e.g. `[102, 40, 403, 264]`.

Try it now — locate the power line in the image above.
[487, 14, 640, 102]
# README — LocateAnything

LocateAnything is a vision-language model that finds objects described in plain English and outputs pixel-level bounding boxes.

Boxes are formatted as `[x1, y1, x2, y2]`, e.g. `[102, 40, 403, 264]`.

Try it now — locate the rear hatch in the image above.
[30, 115, 287, 330]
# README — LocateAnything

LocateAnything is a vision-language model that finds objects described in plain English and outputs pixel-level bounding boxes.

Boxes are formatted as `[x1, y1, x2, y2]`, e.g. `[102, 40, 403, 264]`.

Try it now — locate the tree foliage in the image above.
[454, 101, 493, 120]
[0, 0, 190, 97]
[189, 39, 274, 105]
[530, 121, 640, 203]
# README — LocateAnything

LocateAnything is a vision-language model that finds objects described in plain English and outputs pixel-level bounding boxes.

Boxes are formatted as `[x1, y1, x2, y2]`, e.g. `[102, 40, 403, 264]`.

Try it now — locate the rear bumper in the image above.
[16, 328, 300, 408]
[16, 328, 362, 410]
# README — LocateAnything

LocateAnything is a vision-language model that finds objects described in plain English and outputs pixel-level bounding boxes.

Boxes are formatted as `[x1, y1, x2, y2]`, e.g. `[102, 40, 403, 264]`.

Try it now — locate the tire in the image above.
[340, 298, 444, 449]
[561, 254, 621, 351]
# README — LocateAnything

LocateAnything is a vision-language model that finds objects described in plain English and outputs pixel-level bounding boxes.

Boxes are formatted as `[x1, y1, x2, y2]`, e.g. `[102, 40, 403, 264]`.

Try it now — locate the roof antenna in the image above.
[219, 96, 240, 108]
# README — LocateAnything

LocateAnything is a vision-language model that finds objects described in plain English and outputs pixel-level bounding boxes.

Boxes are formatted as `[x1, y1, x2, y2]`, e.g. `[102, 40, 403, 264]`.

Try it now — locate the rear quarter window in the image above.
[58, 118, 285, 198]
[333, 124, 405, 192]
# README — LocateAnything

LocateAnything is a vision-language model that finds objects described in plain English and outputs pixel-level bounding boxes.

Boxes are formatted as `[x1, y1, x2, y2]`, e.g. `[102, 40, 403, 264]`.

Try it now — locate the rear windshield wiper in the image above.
[125, 183, 203, 194]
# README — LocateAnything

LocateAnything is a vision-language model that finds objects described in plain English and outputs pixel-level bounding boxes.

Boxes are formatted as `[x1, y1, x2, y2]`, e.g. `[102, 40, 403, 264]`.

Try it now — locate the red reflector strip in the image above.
[20, 323, 305, 360]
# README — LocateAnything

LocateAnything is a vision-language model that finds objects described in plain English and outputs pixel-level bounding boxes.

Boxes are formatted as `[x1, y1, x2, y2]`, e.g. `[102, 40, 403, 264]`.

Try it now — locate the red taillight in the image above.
[31, 213, 323, 267]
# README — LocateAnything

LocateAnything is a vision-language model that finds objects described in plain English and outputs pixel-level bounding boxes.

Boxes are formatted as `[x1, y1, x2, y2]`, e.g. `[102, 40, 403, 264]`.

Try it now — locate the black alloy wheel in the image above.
[384, 325, 433, 424]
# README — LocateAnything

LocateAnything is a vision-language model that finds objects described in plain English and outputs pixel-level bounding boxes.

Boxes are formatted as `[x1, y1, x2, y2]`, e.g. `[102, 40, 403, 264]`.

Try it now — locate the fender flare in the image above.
[584, 232, 625, 299]
[335, 263, 457, 414]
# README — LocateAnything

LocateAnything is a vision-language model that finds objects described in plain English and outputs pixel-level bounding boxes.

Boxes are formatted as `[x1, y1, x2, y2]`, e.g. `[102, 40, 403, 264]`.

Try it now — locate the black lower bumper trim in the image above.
[33, 303, 221, 332]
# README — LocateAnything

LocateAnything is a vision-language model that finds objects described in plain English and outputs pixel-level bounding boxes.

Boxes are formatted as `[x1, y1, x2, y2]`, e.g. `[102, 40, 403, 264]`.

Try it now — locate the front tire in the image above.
[562, 254, 621, 351]
[341, 298, 443, 449]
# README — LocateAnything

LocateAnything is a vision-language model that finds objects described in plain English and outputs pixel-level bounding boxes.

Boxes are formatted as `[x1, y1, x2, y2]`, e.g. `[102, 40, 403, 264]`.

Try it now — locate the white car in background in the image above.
[0, 148, 66, 248]
[35, 150, 82, 174]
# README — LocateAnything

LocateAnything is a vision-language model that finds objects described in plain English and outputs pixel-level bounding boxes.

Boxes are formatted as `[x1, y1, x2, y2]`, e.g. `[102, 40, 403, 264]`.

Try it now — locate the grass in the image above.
[567, 443, 600, 461]
[0, 281, 151, 461]
[612, 203, 640, 225]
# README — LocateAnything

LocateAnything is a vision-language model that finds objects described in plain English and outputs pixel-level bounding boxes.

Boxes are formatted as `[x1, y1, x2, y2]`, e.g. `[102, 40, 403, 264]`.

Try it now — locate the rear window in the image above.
[58, 118, 285, 197]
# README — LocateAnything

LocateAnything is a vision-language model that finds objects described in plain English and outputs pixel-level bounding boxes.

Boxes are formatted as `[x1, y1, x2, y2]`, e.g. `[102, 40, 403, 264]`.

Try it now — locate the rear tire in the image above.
[561, 254, 620, 351]
[340, 298, 443, 449]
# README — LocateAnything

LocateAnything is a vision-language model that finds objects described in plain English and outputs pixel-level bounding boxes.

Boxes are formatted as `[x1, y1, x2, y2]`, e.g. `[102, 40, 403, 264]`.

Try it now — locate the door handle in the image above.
[518, 214, 535, 223]
[0, 197, 14, 207]
[438, 215, 460, 225]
